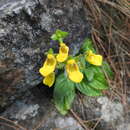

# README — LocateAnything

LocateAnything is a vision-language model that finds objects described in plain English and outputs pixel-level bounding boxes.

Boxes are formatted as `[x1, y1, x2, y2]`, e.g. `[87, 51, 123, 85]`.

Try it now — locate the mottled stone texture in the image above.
[0, 86, 84, 130]
[0, 1, 129, 130]
[0, 86, 128, 130]
[0, 0, 90, 108]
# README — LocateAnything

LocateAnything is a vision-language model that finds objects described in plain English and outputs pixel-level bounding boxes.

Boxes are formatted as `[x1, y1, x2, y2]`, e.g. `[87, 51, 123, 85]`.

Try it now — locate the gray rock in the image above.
[0, 0, 90, 108]
[0, 87, 129, 130]
[91, 96, 130, 130]
[117, 123, 130, 130]
[97, 97, 124, 122]
[73, 96, 129, 130]
[0, 87, 84, 130]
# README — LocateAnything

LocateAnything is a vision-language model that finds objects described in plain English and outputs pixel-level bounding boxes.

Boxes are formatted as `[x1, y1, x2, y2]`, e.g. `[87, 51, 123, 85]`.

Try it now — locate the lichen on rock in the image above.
[0, 0, 90, 108]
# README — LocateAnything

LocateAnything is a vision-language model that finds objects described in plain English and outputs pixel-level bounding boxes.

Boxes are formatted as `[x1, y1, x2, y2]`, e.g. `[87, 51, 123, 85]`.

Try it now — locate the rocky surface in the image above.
[73, 96, 129, 130]
[0, 85, 129, 130]
[0, 0, 90, 109]
[0, 1, 129, 130]
[0, 86, 84, 130]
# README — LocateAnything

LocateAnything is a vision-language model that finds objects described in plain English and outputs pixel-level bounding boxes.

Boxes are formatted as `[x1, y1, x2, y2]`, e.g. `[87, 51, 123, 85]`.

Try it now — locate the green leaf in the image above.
[51, 34, 58, 41]
[76, 56, 86, 70]
[89, 79, 108, 90]
[91, 66, 103, 74]
[78, 56, 86, 69]
[81, 38, 96, 53]
[84, 68, 94, 81]
[102, 61, 114, 78]
[54, 73, 75, 115]
[51, 29, 68, 43]
[56, 63, 65, 69]
[94, 73, 108, 86]
[84, 65, 103, 81]
[84, 66, 108, 90]
[56, 29, 68, 38]
[48, 48, 54, 54]
[90, 62, 113, 79]
[76, 80, 103, 96]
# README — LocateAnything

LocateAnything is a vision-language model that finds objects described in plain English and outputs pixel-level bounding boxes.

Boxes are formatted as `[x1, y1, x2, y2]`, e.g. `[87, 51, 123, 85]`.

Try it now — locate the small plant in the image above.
[39, 29, 113, 115]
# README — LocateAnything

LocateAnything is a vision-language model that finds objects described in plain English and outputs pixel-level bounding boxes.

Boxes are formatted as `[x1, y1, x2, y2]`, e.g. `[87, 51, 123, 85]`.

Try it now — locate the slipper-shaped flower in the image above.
[39, 54, 56, 77]
[86, 50, 102, 66]
[56, 43, 69, 62]
[66, 59, 83, 83]
[43, 72, 55, 87]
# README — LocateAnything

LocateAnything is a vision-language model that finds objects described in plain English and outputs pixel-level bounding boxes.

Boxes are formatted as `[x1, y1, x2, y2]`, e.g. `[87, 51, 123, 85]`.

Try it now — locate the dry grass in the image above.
[0, 116, 26, 130]
[83, 0, 130, 103]
[80, 0, 130, 129]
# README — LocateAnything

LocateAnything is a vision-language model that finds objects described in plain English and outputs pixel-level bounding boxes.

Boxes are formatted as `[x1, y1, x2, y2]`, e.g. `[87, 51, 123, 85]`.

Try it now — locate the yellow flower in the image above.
[39, 54, 56, 77]
[43, 72, 55, 87]
[66, 59, 83, 83]
[86, 50, 102, 66]
[56, 43, 69, 62]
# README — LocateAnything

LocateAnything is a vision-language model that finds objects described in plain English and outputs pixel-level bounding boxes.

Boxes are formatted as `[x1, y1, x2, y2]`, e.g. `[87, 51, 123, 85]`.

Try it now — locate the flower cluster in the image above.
[38, 30, 112, 115]
[39, 42, 102, 87]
